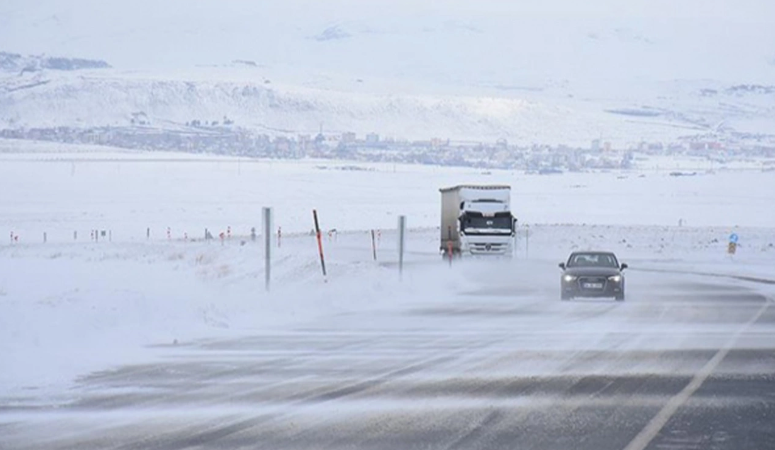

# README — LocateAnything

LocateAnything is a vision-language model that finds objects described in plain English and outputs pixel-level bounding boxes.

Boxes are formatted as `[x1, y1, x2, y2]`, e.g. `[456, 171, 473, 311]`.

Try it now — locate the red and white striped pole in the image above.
[313, 210, 327, 279]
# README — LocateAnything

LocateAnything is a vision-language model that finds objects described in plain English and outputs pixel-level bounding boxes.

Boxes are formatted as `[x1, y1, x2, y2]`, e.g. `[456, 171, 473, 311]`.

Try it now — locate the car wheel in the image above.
[561, 292, 571, 301]
[615, 292, 625, 301]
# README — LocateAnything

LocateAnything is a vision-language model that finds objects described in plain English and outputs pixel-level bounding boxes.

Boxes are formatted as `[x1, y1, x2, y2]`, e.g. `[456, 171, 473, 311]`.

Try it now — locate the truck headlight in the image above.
[563, 275, 576, 282]
[608, 275, 622, 283]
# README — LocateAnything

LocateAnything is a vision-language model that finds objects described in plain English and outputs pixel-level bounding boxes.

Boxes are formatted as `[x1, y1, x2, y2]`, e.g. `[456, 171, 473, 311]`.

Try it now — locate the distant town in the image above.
[2, 122, 774, 172]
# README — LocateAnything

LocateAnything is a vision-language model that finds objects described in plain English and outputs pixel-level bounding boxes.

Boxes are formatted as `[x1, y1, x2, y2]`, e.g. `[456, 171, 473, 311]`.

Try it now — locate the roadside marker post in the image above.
[398, 215, 407, 280]
[262, 207, 273, 291]
[446, 225, 456, 264]
[371, 229, 377, 261]
[525, 225, 530, 259]
[313, 210, 327, 279]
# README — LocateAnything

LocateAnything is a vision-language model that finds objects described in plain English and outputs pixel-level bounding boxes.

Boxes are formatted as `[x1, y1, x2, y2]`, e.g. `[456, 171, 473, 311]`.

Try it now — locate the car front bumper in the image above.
[562, 277, 623, 297]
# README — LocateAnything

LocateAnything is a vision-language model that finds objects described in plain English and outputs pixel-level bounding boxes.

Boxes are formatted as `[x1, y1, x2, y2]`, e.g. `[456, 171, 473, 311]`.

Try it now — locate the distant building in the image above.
[341, 132, 356, 143]
[430, 137, 447, 148]
[648, 142, 664, 151]
[591, 139, 601, 152]
[365, 133, 380, 144]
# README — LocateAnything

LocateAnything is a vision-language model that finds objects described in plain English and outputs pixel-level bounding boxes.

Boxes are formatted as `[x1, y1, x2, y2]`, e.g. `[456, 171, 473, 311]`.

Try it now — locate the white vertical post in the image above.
[525, 225, 530, 259]
[398, 215, 406, 279]
[262, 207, 273, 291]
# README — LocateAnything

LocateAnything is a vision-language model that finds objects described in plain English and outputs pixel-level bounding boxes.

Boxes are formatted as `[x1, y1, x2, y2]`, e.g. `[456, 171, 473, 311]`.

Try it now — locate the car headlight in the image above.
[563, 275, 577, 282]
[608, 275, 622, 283]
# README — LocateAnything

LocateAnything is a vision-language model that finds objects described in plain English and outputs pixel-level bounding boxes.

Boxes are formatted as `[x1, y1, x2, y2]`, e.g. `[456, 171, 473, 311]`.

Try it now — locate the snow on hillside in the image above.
[1, 67, 774, 146]
[1, 1, 774, 146]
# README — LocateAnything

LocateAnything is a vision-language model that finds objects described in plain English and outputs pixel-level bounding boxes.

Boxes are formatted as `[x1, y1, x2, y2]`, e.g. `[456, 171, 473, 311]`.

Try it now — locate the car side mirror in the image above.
[620, 263, 628, 270]
[559, 263, 566, 270]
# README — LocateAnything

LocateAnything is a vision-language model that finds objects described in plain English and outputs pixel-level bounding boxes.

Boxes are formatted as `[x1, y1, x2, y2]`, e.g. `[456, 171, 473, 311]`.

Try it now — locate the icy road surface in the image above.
[2, 259, 774, 450]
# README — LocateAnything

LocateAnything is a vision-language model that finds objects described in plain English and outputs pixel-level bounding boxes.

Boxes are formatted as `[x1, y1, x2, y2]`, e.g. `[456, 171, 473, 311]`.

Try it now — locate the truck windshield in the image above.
[460, 214, 513, 234]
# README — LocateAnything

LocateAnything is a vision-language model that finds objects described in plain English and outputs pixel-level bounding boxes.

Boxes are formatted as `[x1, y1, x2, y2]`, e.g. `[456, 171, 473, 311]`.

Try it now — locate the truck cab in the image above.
[440, 185, 516, 256]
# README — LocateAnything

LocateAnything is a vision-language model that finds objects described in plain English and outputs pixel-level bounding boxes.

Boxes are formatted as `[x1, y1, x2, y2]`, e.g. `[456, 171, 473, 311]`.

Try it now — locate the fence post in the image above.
[43, 232, 47, 243]
[398, 215, 406, 279]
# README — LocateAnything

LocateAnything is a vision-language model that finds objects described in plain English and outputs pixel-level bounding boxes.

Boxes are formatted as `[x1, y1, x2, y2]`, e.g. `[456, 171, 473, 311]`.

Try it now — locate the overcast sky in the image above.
[1, 0, 772, 84]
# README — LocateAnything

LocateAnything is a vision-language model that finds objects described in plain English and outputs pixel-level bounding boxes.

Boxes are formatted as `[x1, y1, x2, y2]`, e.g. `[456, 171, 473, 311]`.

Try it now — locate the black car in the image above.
[559, 251, 627, 301]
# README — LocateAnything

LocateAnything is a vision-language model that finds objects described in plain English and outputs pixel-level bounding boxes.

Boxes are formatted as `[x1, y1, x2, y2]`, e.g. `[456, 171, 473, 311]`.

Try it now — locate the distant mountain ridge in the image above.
[0, 51, 110, 74]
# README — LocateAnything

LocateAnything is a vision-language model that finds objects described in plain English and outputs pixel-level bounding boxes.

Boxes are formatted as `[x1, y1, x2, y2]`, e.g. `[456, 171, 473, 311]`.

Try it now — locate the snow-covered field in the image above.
[1, 140, 774, 402]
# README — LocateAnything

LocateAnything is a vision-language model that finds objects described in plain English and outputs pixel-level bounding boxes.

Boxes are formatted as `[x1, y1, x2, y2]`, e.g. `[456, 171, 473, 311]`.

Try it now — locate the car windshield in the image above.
[568, 253, 619, 268]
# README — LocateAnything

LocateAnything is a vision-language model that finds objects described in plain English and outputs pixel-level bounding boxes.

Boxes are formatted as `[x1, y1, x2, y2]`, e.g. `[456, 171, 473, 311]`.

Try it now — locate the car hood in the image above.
[564, 267, 621, 277]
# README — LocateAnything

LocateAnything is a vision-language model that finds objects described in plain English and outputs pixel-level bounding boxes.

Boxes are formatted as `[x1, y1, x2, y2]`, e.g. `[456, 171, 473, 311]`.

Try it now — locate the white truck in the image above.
[440, 185, 517, 256]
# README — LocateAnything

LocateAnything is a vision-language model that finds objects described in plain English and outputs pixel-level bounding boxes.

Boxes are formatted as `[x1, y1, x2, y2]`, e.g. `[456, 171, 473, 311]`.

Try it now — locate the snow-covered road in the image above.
[2, 254, 774, 450]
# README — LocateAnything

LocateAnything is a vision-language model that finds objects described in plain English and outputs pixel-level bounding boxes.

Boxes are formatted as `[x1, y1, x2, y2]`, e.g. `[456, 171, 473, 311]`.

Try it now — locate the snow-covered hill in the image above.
[2, 67, 773, 146]
[1, 0, 774, 146]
